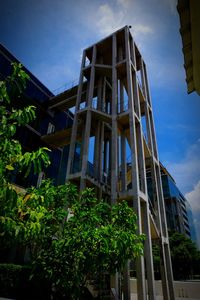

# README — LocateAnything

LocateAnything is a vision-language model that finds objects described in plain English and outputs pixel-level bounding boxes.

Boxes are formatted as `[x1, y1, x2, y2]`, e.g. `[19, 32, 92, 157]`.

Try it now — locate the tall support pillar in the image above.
[142, 201, 156, 300]
[80, 45, 96, 190]
[125, 26, 146, 300]
[155, 163, 175, 300]
[121, 130, 127, 191]
[66, 50, 86, 180]
[120, 79, 127, 191]
[93, 78, 103, 180]
[111, 33, 118, 204]
[140, 57, 175, 300]
[94, 121, 101, 179]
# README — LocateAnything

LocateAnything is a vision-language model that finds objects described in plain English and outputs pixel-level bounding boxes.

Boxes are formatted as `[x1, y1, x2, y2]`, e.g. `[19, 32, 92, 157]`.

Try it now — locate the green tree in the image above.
[0, 63, 145, 299]
[31, 186, 145, 298]
[0, 63, 50, 251]
[169, 232, 200, 280]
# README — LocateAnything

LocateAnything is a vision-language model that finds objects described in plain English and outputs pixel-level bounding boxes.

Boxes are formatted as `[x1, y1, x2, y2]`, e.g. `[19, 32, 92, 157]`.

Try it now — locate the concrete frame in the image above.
[48, 26, 175, 300]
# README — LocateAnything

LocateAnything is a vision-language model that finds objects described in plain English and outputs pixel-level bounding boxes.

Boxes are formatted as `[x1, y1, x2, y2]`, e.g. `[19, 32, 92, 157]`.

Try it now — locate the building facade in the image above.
[147, 163, 192, 239]
[160, 164, 191, 238]
[0, 43, 73, 187]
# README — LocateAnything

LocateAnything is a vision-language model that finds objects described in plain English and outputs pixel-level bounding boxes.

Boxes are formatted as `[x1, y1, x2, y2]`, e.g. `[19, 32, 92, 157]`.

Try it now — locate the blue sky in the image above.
[1, 0, 200, 245]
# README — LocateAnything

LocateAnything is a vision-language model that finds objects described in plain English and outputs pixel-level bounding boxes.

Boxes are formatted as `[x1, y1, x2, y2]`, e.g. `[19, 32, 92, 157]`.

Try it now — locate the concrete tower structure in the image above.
[47, 26, 175, 300]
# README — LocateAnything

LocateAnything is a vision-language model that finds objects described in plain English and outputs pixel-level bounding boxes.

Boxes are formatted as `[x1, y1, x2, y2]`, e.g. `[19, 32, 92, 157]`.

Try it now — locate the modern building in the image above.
[1, 26, 176, 300]
[149, 164, 191, 238]
[160, 164, 191, 238]
[0, 43, 73, 188]
[177, 0, 200, 95]
[186, 202, 199, 247]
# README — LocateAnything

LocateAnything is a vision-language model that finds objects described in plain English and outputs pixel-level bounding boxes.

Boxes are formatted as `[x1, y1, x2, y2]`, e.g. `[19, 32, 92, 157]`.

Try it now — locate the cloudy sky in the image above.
[1, 0, 200, 245]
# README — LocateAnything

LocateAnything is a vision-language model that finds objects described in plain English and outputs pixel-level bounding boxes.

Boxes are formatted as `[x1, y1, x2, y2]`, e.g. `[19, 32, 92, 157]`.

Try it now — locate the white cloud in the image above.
[185, 181, 200, 213]
[96, 4, 125, 36]
[166, 0, 178, 15]
[95, 2, 154, 39]
[132, 24, 153, 35]
[165, 140, 200, 194]
[116, 0, 131, 9]
[185, 181, 200, 248]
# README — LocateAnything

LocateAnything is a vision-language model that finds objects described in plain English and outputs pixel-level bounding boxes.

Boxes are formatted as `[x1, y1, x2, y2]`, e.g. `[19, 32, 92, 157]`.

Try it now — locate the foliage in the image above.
[1, 180, 145, 298]
[31, 186, 145, 299]
[0, 263, 30, 298]
[0, 63, 50, 247]
[0, 263, 51, 300]
[152, 233, 200, 280]
[0, 179, 74, 250]
[1, 178, 145, 298]
[0, 63, 50, 182]
[169, 232, 200, 280]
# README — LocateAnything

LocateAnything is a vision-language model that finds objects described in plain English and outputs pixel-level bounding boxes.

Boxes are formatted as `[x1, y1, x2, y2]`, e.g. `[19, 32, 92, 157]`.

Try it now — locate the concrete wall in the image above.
[130, 278, 200, 298]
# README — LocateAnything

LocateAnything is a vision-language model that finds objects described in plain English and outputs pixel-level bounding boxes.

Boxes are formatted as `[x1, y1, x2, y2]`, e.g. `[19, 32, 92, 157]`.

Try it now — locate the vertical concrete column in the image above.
[155, 164, 175, 300]
[80, 45, 96, 190]
[140, 59, 147, 98]
[119, 79, 127, 191]
[99, 122, 105, 183]
[93, 77, 102, 178]
[121, 130, 127, 191]
[160, 242, 170, 300]
[140, 59, 155, 157]
[132, 54, 147, 196]
[164, 242, 175, 300]
[111, 33, 118, 204]
[132, 69, 140, 118]
[132, 63, 147, 179]
[97, 77, 103, 110]
[103, 139, 108, 174]
[94, 121, 101, 179]
[140, 59, 153, 153]
[142, 201, 156, 300]
[125, 26, 146, 300]
[143, 67, 158, 163]
[130, 36, 136, 68]
[120, 81, 124, 112]
[149, 111, 158, 160]
[135, 117, 156, 298]
[135, 122, 146, 194]
[149, 160, 162, 229]
[102, 77, 107, 113]
[66, 50, 86, 180]
[143, 63, 158, 159]
[144, 61, 175, 300]
[109, 136, 112, 178]
[149, 160, 171, 300]
[143, 63, 152, 106]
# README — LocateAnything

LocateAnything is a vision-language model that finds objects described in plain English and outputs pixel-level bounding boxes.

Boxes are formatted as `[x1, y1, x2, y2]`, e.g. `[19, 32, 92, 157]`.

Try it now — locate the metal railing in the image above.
[52, 78, 79, 96]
